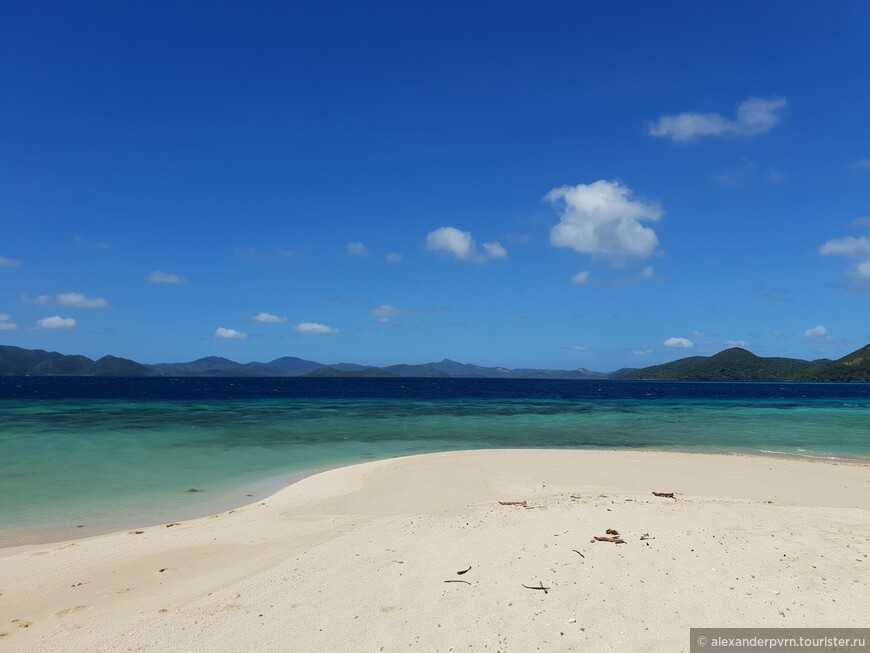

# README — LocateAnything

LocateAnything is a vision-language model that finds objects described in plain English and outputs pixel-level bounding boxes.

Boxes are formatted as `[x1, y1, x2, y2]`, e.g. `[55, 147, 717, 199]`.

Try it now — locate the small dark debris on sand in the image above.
[165, 523, 181, 528]
[444, 579, 471, 585]
[457, 566, 472, 575]
[593, 535, 626, 544]
[652, 491, 676, 498]
[498, 501, 527, 506]
[522, 581, 551, 593]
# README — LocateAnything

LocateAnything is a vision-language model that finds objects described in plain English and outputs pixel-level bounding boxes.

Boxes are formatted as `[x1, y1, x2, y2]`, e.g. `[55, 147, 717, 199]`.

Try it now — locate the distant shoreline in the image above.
[3, 341, 870, 380]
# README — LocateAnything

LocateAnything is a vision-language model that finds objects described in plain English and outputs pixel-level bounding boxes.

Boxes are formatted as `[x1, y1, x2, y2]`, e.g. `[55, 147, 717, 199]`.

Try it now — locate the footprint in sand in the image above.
[55, 606, 91, 617]
[12, 619, 33, 628]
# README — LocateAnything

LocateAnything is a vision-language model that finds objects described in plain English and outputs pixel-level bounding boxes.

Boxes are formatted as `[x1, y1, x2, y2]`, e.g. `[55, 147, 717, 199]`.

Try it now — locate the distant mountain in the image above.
[2, 343, 869, 381]
[618, 344, 870, 382]
[624, 347, 827, 381]
[150, 356, 251, 376]
[795, 343, 870, 381]
[0, 345, 148, 376]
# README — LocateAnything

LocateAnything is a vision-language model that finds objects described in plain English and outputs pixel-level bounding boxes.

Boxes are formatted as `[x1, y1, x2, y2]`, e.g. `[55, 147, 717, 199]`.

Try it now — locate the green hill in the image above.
[625, 347, 816, 381]
[795, 343, 870, 381]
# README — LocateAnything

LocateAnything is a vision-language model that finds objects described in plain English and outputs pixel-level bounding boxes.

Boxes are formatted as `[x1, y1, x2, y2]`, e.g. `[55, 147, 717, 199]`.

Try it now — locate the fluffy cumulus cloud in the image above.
[804, 325, 828, 339]
[346, 242, 368, 257]
[547, 180, 662, 265]
[425, 227, 507, 264]
[0, 314, 18, 331]
[214, 327, 247, 340]
[148, 270, 187, 284]
[819, 236, 870, 291]
[664, 337, 694, 349]
[36, 316, 76, 329]
[647, 97, 788, 143]
[252, 312, 287, 324]
[26, 292, 108, 308]
[0, 256, 22, 267]
[295, 322, 338, 334]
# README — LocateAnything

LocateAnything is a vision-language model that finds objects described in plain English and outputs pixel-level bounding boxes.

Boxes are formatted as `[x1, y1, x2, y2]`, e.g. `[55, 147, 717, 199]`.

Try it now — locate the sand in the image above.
[1, 449, 869, 652]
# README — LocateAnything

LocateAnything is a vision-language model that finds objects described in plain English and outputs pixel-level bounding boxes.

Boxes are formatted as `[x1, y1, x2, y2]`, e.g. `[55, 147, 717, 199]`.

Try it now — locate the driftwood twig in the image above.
[522, 581, 551, 593]
[457, 566, 472, 575]
[652, 492, 675, 498]
[593, 536, 626, 544]
[572, 549, 585, 558]
[444, 579, 471, 585]
[498, 501, 527, 506]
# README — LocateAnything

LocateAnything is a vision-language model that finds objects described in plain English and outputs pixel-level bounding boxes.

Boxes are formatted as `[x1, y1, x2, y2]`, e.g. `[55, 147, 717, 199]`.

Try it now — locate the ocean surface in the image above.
[1, 377, 869, 546]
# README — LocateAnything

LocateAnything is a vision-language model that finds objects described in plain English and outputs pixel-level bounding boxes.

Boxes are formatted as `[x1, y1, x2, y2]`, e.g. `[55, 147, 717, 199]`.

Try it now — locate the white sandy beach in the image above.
[2, 449, 869, 652]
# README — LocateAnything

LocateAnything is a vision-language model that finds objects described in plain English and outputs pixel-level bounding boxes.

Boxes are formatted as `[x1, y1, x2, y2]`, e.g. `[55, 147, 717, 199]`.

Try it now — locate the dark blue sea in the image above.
[2, 377, 868, 545]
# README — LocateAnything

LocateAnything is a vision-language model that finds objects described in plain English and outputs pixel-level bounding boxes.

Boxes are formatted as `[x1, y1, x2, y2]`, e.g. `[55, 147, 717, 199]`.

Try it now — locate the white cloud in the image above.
[850, 158, 870, 170]
[819, 236, 870, 291]
[570, 345, 587, 352]
[0, 314, 17, 331]
[148, 270, 187, 284]
[804, 325, 828, 339]
[214, 327, 247, 340]
[851, 217, 870, 228]
[820, 236, 870, 258]
[372, 304, 401, 324]
[638, 266, 656, 281]
[252, 312, 287, 324]
[385, 252, 403, 263]
[36, 316, 76, 329]
[647, 97, 788, 143]
[633, 347, 653, 356]
[482, 241, 507, 259]
[346, 242, 367, 257]
[547, 180, 662, 265]
[26, 292, 108, 308]
[571, 271, 591, 285]
[57, 292, 108, 308]
[425, 227, 507, 264]
[0, 256, 22, 267]
[845, 260, 870, 291]
[727, 340, 750, 348]
[295, 322, 338, 334]
[234, 247, 295, 262]
[664, 337, 694, 349]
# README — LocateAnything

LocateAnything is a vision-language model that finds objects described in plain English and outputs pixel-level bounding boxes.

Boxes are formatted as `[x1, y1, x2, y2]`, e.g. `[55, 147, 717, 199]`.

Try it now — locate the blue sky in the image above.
[1, 1, 868, 370]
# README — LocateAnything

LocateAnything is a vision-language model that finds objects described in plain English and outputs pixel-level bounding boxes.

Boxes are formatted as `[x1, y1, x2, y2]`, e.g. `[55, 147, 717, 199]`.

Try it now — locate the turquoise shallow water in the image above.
[1, 378, 869, 545]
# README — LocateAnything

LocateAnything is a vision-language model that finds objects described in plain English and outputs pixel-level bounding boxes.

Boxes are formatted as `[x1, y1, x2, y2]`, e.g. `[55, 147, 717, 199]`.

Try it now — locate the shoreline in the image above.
[3, 446, 870, 550]
[2, 448, 869, 651]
